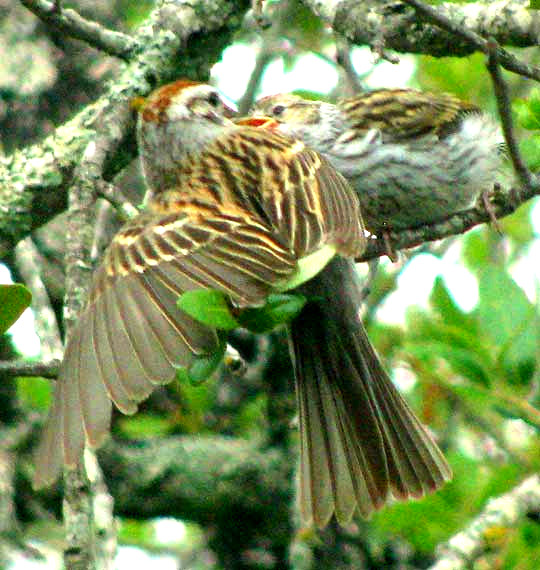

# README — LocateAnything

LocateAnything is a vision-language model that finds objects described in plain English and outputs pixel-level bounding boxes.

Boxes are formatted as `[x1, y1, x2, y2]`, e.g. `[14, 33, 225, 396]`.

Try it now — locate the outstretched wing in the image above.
[34, 127, 365, 489]
[34, 203, 299, 488]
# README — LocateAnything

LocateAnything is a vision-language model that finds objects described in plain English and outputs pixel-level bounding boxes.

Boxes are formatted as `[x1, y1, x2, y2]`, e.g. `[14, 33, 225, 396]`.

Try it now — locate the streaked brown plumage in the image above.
[339, 88, 479, 140]
[253, 89, 503, 234]
[34, 81, 451, 528]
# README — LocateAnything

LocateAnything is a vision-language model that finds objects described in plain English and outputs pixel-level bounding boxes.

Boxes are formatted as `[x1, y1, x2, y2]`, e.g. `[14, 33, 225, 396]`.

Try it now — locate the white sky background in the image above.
[5, 41, 540, 569]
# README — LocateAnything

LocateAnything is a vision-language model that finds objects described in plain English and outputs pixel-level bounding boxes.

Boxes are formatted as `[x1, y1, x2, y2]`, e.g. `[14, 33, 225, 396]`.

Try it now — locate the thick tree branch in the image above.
[302, 0, 540, 80]
[20, 0, 139, 60]
[98, 436, 291, 525]
[59, 72, 132, 570]
[429, 474, 540, 570]
[28, 435, 293, 567]
[402, 0, 540, 82]
[1, 0, 251, 262]
[7, 1, 250, 566]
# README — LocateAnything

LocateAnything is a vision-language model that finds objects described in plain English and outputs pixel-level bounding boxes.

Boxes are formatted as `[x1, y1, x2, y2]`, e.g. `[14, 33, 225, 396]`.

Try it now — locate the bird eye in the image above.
[207, 91, 221, 108]
[272, 104, 286, 117]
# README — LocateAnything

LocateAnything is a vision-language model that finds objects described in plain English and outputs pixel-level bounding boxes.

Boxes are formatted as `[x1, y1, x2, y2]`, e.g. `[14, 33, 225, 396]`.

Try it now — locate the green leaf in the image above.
[407, 341, 491, 386]
[519, 135, 540, 172]
[0, 284, 32, 335]
[497, 200, 535, 247]
[176, 339, 226, 385]
[16, 376, 51, 411]
[177, 290, 239, 330]
[449, 383, 494, 416]
[513, 99, 540, 131]
[118, 414, 171, 439]
[291, 89, 330, 102]
[531, 0, 540, 11]
[417, 53, 489, 103]
[237, 293, 307, 333]
[476, 265, 539, 381]
[461, 228, 490, 272]
[430, 277, 474, 332]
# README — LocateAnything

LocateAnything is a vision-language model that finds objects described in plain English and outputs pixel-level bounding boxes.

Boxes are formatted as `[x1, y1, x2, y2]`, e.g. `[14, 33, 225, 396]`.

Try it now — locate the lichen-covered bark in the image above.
[303, 0, 540, 57]
[99, 436, 293, 569]
[1, 0, 251, 261]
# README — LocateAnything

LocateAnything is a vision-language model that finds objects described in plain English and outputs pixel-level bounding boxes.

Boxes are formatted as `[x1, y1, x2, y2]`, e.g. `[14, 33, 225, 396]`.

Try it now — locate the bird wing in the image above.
[34, 128, 365, 489]
[34, 203, 298, 488]
[195, 127, 367, 260]
[340, 88, 479, 141]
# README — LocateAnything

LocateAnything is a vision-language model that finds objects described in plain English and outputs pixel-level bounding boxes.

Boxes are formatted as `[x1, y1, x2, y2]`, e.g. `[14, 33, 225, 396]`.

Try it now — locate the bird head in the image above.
[133, 80, 235, 194]
[252, 94, 342, 152]
[134, 80, 234, 126]
[252, 93, 324, 126]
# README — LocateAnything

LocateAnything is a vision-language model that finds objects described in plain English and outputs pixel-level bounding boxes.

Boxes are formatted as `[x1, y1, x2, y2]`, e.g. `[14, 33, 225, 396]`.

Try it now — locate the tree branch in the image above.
[14, 238, 63, 360]
[301, 0, 540, 80]
[8, 1, 251, 566]
[1, 0, 252, 262]
[429, 474, 540, 570]
[485, 39, 534, 190]
[0, 359, 60, 379]
[19, 0, 139, 60]
[358, 180, 539, 261]
[401, 0, 540, 82]
[98, 436, 291, 525]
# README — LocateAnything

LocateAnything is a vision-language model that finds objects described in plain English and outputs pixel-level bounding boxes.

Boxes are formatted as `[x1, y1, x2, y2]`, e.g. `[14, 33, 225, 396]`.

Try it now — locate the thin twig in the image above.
[14, 238, 63, 360]
[402, 0, 540, 83]
[369, 26, 400, 66]
[485, 39, 536, 191]
[335, 37, 365, 94]
[20, 0, 139, 61]
[96, 181, 139, 222]
[403, 0, 538, 195]
[237, 48, 275, 115]
[0, 359, 60, 378]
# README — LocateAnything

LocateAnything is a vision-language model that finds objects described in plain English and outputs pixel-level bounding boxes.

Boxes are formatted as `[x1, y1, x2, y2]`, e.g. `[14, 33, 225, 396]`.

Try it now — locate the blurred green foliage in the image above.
[514, 87, 540, 171]
[0, 283, 31, 335]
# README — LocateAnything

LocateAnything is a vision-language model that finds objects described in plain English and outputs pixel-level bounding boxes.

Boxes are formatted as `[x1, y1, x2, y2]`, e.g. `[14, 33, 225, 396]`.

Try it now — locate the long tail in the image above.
[290, 256, 451, 528]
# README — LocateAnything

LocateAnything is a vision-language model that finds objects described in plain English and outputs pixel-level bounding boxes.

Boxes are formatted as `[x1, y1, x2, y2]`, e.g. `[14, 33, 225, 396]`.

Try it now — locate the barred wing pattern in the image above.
[339, 88, 479, 142]
[34, 128, 365, 488]
[161, 128, 366, 261]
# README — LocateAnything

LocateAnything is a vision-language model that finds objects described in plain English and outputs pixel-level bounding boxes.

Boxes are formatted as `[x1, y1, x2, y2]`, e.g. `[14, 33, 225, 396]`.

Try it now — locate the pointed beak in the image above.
[130, 96, 147, 113]
[223, 103, 237, 118]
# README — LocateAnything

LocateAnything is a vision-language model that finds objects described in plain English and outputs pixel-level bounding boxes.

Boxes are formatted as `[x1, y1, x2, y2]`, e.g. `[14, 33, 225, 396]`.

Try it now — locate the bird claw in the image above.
[479, 184, 504, 235]
[382, 230, 398, 262]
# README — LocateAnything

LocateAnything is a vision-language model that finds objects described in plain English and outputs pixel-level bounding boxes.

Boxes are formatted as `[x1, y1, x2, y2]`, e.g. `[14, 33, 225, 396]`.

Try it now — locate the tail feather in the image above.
[290, 256, 451, 527]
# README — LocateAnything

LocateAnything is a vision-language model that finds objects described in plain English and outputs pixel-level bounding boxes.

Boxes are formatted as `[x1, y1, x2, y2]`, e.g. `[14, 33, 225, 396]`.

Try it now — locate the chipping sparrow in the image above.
[34, 80, 451, 528]
[252, 89, 503, 235]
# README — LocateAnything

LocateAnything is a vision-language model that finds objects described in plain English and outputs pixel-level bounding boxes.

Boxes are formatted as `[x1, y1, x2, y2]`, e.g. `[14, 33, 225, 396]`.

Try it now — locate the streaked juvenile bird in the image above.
[34, 80, 451, 528]
[252, 89, 503, 235]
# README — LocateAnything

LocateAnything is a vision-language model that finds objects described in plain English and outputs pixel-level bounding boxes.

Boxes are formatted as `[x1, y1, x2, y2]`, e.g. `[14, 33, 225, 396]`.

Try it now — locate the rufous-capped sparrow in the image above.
[34, 81, 451, 528]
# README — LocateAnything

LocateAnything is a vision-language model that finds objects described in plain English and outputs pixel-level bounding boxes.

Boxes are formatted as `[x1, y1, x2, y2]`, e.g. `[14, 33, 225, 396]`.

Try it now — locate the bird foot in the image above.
[382, 230, 398, 262]
[479, 185, 503, 235]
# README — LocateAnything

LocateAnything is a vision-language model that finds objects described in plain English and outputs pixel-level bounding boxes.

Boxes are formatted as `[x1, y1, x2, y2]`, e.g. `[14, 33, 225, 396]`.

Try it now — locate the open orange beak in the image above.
[234, 116, 280, 129]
